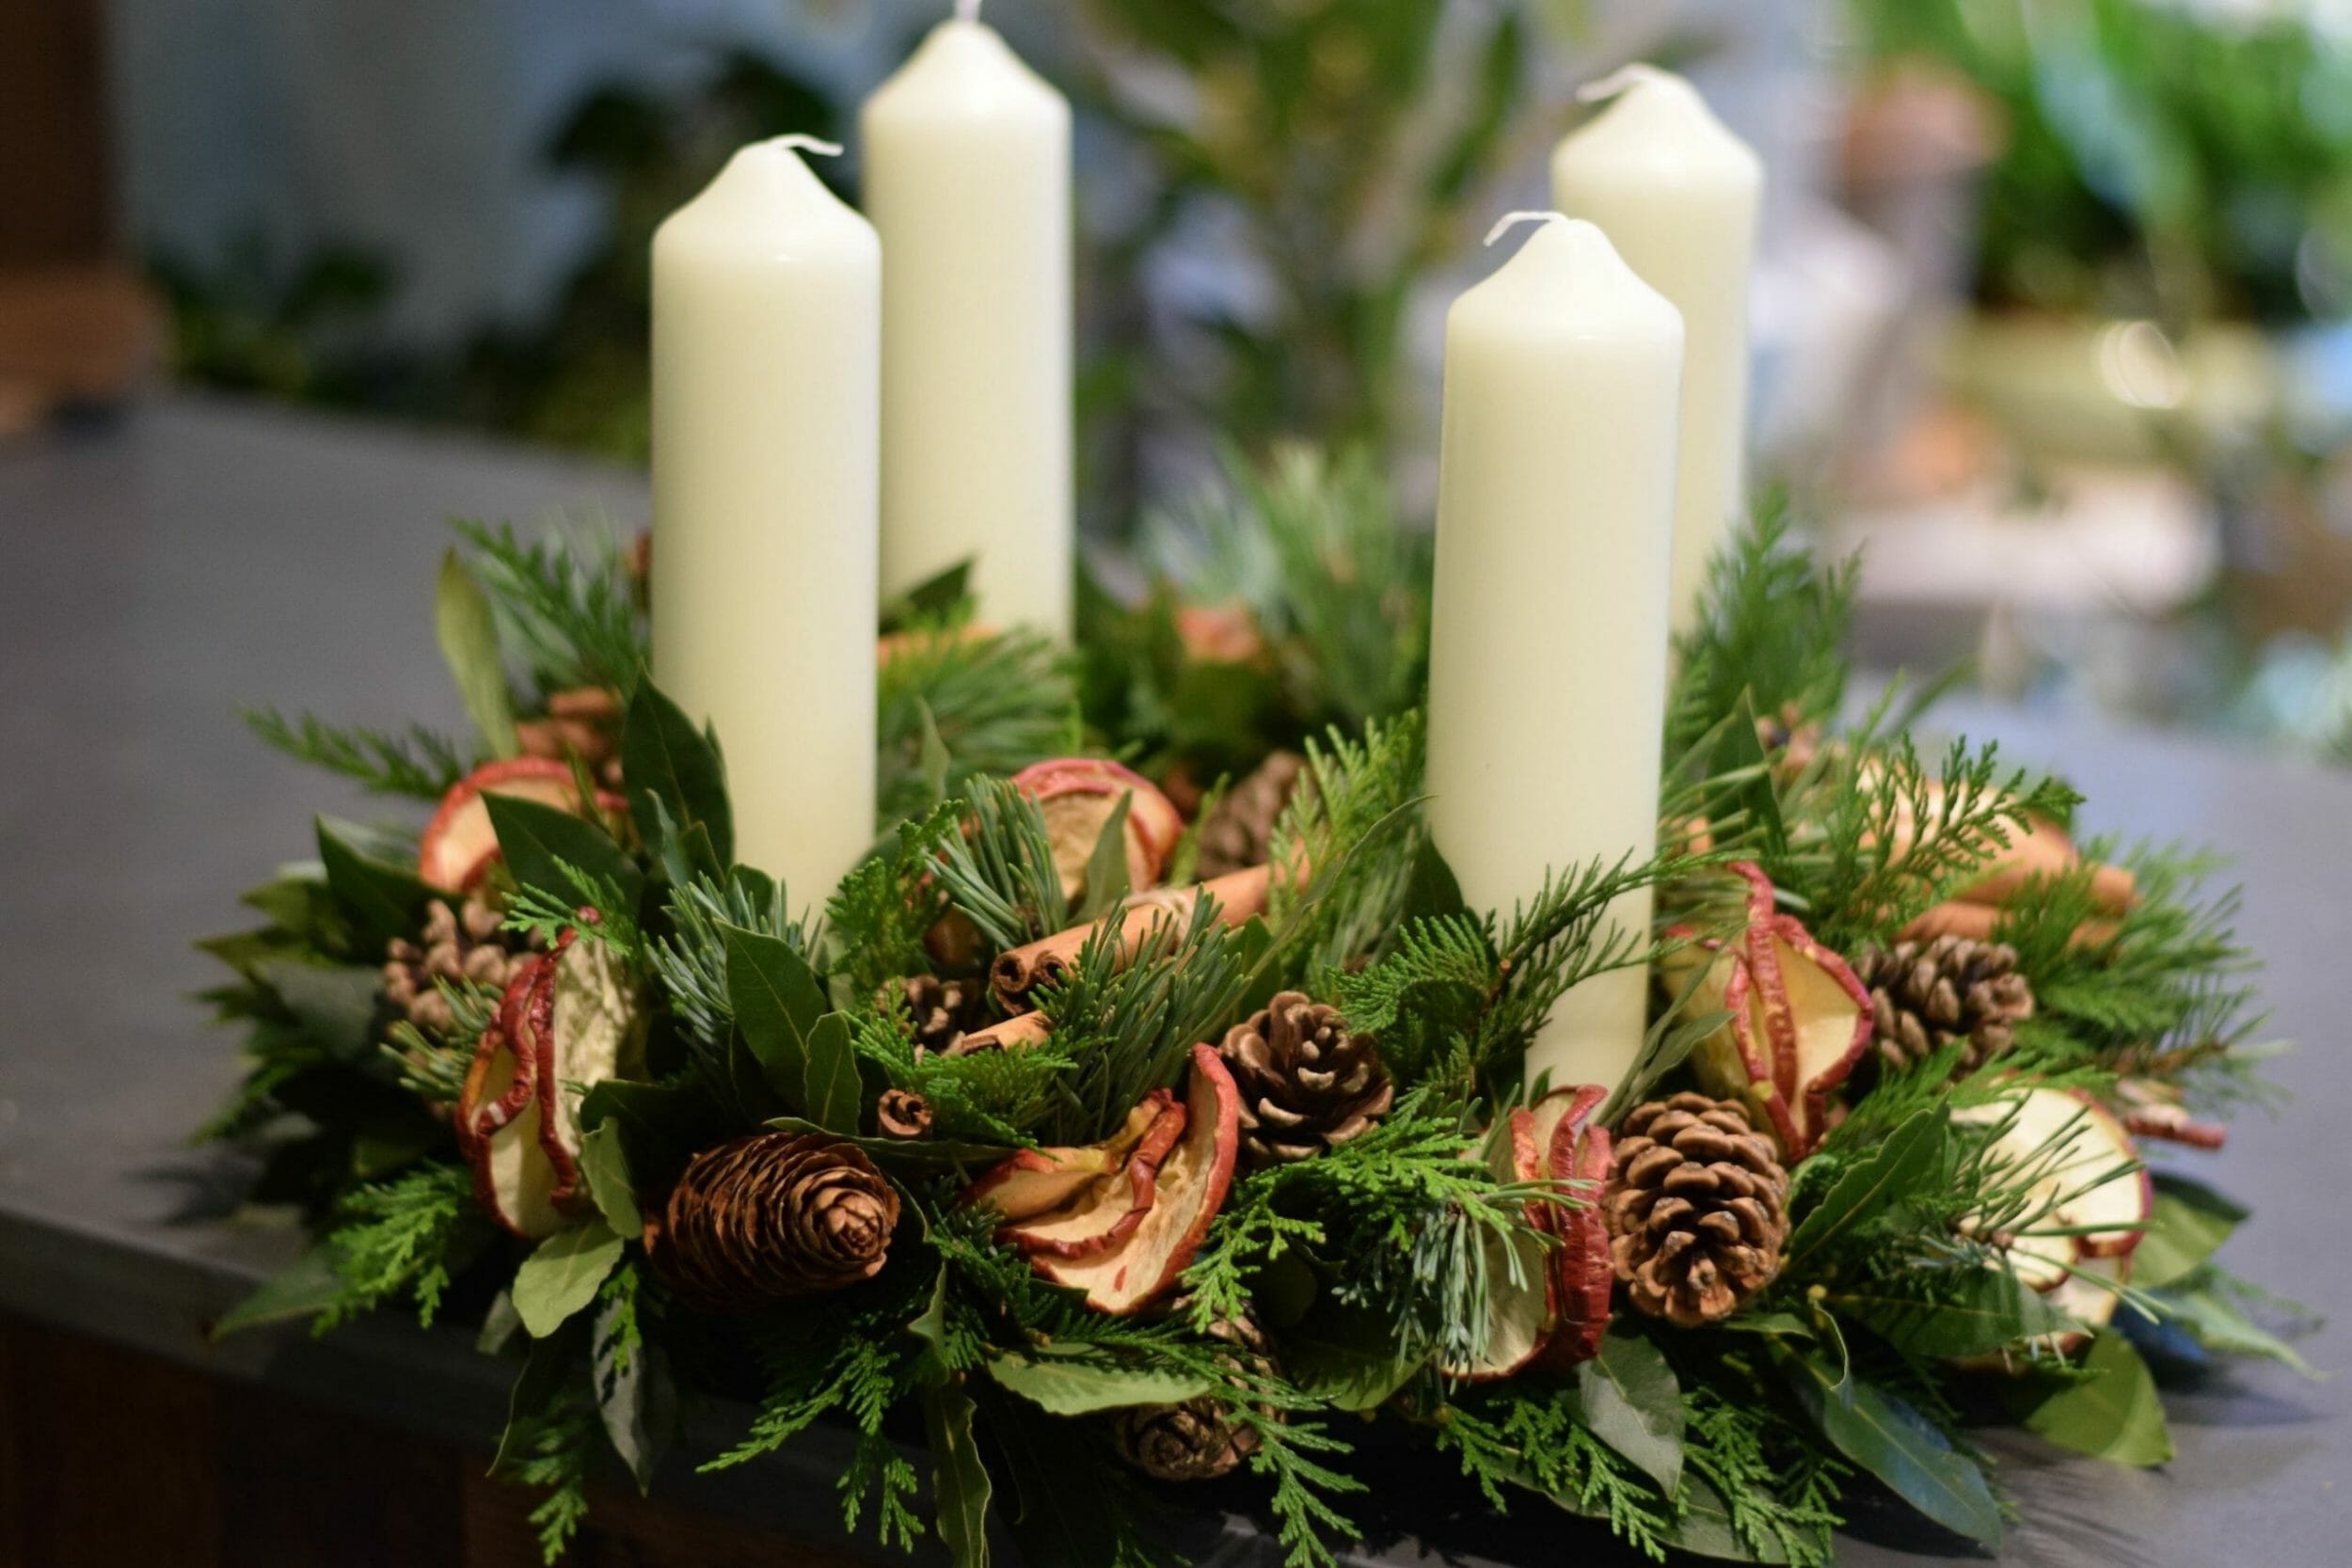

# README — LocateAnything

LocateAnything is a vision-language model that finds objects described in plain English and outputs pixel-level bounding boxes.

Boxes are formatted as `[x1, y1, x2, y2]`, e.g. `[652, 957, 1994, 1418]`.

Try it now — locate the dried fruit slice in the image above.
[1441, 1109, 1554, 1382]
[964, 1092, 1173, 1221]
[1000, 1097, 1187, 1259]
[1530, 1085, 1614, 1370]
[1011, 757, 1185, 904]
[1662, 863, 1872, 1159]
[1034, 1044, 1241, 1314]
[454, 932, 644, 1239]
[418, 757, 628, 892]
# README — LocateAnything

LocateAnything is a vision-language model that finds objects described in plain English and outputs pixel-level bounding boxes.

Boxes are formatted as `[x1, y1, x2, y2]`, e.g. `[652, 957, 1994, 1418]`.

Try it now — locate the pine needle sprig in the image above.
[648, 869, 813, 1060]
[1266, 710, 1429, 977]
[931, 778, 1069, 953]
[243, 705, 473, 799]
[878, 626, 1077, 825]
[825, 801, 960, 1001]
[452, 516, 645, 694]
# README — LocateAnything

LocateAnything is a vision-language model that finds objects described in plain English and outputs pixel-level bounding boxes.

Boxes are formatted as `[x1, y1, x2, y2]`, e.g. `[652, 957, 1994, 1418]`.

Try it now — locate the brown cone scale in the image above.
[646, 1132, 899, 1310]
[1217, 992, 1392, 1168]
[1852, 935, 2034, 1075]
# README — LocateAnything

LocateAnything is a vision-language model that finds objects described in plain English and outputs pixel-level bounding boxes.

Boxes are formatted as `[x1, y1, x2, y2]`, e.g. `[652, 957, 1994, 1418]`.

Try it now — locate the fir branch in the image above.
[825, 801, 961, 1001]
[854, 1001, 1074, 1147]
[1437, 1393, 1675, 1560]
[314, 1162, 483, 1333]
[931, 778, 1069, 954]
[648, 868, 813, 1059]
[243, 705, 473, 799]
[504, 860, 643, 957]
[453, 515, 645, 693]
[1267, 711, 1429, 977]
[879, 626, 1076, 826]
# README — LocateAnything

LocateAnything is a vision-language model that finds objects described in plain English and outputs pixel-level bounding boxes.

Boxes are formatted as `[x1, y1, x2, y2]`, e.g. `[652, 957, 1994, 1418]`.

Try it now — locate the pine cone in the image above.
[1606, 1094, 1789, 1328]
[382, 895, 532, 1037]
[876, 1088, 934, 1140]
[1218, 992, 1393, 1167]
[896, 974, 987, 1055]
[1195, 751, 1307, 879]
[1112, 1306, 1277, 1481]
[646, 1132, 899, 1310]
[1852, 936, 2033, 1075]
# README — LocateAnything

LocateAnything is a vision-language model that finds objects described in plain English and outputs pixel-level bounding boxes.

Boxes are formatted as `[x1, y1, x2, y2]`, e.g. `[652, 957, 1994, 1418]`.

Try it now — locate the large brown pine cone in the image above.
[1111, 1307, 1277, 1481]
[1218, 992, 1393, 1168]
[1195, 751, 1307, 879]
[1852, 935, 2034, 1074]
[1605, 1094, 1789, 1328]
[645, 1133, 899, 1311]
[382, 895, 532, 1037]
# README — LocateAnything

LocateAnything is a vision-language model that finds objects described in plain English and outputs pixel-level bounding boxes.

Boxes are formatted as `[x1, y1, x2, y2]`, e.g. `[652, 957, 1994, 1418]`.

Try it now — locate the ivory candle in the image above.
[651, 136, 879, 905]
[1423, 215, 1682, 1094]
[1550, 67, 1760, 636]
[861, 1, 1073, 640]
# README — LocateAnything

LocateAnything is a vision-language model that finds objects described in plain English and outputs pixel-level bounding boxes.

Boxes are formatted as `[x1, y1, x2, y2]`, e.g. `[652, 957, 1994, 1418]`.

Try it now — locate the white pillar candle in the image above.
[651, 136, 880, 904]
[1551, 66, 1761, 637]
[861, 1, 1073, 640]
[1423, 214, 1682, 1094]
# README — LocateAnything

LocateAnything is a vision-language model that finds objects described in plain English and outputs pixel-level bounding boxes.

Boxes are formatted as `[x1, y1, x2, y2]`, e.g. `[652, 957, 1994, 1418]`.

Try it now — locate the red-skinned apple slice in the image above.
[1440, 1109, 1555, 1382]
[962, 1091, 1176, 1221]
[1011, 757, 1185, 903]
[532, 932, 646, 1212]
[1661, 863, 1873, 1159]
[999, 1096, 1187, 1259]
[1032, 1044, 1240, 1314]
[1530, 1085, 1615, 1371]
[418, 757, 628, 893]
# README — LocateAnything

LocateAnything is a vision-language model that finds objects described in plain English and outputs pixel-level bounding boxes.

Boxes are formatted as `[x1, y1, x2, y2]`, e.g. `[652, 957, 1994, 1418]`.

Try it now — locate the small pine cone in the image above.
[1112, 1306, 1277, 1481]
[382, 895, 532, 1037]
[1606, 1094, 1789, 1328]
[1195, 752, 1307, 880]
[894, 974, 987, 1055]
[1218, 992, 1393, 1168]
[876, 1088, 933, 1140]
[1852, 935, 2034, 1075]
[645, 1132, 899, 1311]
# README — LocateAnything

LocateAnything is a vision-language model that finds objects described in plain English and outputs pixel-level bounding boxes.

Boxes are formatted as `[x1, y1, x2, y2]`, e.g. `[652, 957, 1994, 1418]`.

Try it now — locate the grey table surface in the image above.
[3, 396, 2347, 1566]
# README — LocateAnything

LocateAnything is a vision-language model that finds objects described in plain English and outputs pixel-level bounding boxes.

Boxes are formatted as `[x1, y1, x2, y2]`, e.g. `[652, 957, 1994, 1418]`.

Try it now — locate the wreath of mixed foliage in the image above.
[202, 460, 2312, 1567]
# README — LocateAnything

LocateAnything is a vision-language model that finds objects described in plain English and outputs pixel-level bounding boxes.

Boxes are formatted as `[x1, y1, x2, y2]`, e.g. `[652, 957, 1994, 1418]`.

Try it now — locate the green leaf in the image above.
[1279, 1304, 1423, 1413]
[1663, 1471, 1791, 1563]
[481, 791, 642, 914]
[622, 680, 732, 872]
[917, 697, 952, 807]
[211, 1246, 346, 1338]
[578, 1120, 641, 1237]
[2020, 1331, 2172, 1466]
[476, 1291, 523, 1355]
[436, 547, 518, 757]
[923, 1381, 993, 1568]
[1785, 1105, 1947, 1273]
[1783, 1351, 2002, 1547]
[2153, 1274, 2318, 1375]
[1833, 1268, 2067, 1358]
[763, 1116, 1012, 1173]
[594, 1285, 673, 1492]
[882, 559, 975, 630]
[1569, 1328, 1684, 1497]
[257, 958, 386, 1061]
[1074, 792, 1134, 921]
[2133, 1174, 2248, 1290]
[513, 1221, 625, 1338]
[983, 1346, 1216, 1415]
[722, 924, 858, 1127]
[494, 1327, 581, 1473]
[1715, 1311, 1814, 1338]
[316, 816, 429, 954]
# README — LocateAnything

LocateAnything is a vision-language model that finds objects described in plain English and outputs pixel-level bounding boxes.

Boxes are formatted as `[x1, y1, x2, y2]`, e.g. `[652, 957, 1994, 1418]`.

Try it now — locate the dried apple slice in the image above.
[455, 932, 644, 1239]
[418, 756, 628, 892]
[1661, 863, 1872, 1160]
[1011, 757, 1185, 903]
[1530, 1085, 1615, 1370]
[999, 1097, 1187, 1259]
[964, 1091, 1176, 1221]
[1033, 1044, 1241, 1314]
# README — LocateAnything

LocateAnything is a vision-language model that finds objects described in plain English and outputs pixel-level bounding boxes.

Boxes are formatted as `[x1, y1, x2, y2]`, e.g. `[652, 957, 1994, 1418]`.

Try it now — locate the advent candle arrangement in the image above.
[1422, 214, 1683, 1094]
[649, 135, 880, 904]
[863, 0, 1074, 641]
[1552, 65, 1763, 635]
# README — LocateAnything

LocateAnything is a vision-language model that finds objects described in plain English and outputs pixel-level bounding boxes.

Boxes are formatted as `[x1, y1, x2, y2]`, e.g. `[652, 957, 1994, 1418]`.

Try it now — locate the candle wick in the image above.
[955, 0, 982, 21]
[770, 134, 846, 159]
[1577, 62, 1673, 104]
[1484, 210, 1570, 247]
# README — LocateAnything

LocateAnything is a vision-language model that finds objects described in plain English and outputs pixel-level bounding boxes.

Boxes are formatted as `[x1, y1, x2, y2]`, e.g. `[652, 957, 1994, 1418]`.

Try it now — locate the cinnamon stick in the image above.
[1901, 898, 2119, 949]
[991, 865, 1274, 1008]
[944, 1010, 1053, 1056]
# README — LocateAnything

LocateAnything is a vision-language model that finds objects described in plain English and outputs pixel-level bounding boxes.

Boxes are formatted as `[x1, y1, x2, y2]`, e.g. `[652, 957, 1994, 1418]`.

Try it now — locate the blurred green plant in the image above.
[1851, 0, 2352, 325]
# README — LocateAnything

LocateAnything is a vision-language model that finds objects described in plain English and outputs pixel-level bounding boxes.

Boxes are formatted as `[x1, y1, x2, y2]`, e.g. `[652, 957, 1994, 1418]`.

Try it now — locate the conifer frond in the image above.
[648, 868, 813, 1068]
[314, 1162, 484, 1333]
[453, 515, 645, 693]
[878, 626, 1075, 825]
[932, 777, 1069, 953]
[1267, 710, 1429, 975]
[243, 705, 473, 799]
[826, 801, 961, 999]
[1668, 496, 1859, 762]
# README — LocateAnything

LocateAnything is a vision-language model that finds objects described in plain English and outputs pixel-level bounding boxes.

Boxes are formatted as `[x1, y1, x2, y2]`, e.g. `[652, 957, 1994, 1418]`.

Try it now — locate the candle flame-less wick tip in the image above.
[770, 134, 845, 159]
[1577, 62, 1676, 104]
[1484, 211, 1570, 247]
